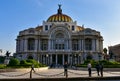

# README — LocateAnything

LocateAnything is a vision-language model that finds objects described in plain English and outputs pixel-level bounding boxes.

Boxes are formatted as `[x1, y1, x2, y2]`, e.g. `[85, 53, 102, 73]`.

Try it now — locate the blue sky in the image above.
[0, 0, 120, 55]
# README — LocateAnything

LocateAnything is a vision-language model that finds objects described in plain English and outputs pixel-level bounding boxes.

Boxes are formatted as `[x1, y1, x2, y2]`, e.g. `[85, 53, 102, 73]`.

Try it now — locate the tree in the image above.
[103, 48, 107, 54]
[109, 50, 113, 59]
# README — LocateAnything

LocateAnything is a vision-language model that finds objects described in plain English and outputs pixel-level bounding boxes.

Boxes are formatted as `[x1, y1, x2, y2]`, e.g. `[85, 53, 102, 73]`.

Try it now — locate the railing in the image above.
[0, 67, 120, 79]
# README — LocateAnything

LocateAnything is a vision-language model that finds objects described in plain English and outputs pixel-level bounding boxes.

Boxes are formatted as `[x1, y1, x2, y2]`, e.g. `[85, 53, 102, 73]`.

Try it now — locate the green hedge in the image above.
[0, 64, 6, 69]
[77, 60, 120, 68]
[7, 58, 47, 68]
[8, 58, 20, 66]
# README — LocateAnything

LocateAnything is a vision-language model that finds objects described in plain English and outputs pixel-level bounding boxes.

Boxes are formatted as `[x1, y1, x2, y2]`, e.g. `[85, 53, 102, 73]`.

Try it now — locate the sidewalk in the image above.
[0, 68, 120, 79]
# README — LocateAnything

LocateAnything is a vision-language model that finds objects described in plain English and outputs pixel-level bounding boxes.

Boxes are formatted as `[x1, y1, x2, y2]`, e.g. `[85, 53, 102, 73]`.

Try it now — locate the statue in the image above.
[4, 51, 11, 64]
[6, 51, 11, 57]
[58, 4, 62, 14]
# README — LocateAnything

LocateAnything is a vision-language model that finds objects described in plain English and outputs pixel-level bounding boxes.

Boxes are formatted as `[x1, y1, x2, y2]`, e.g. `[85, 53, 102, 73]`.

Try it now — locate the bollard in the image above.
[30, 70, 32, 79]
[66, 70, 68, 78]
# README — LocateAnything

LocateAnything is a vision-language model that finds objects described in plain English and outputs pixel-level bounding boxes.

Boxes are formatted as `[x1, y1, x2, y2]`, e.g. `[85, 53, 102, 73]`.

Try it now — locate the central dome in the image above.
[47, 5, 73, 22]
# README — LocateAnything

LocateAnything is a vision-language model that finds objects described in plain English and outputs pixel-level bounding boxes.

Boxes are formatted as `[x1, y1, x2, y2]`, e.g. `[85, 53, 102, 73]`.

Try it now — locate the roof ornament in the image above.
[58, 4, 62, 14]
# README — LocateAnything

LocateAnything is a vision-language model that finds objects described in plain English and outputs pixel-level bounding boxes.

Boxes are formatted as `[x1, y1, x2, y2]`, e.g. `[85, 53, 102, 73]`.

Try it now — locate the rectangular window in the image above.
[62, 44, 64, 49]
[55, 44, 58, 49]
[45, 25, 48, 31]
[72, 26, 75, 31]
[41, 40, 48, 50]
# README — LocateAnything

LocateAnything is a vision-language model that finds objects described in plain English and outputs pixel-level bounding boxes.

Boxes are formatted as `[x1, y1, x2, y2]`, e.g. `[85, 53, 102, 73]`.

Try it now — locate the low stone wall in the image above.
[0, 67, 49, 72]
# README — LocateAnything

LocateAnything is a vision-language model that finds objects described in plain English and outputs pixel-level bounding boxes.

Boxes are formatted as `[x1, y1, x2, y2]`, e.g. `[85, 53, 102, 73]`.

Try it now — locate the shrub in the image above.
[0, 64, 6, 69]
[25, 59, 42, 68]
[0, 56, 5, 63]
[20, 60, 27, 65]
[8, 58, 20, 66]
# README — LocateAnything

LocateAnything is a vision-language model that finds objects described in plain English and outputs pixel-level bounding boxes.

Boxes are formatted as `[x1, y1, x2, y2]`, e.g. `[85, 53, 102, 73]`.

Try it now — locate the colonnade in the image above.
[16, 38, 102, 52]
[39, 53, 82, 66]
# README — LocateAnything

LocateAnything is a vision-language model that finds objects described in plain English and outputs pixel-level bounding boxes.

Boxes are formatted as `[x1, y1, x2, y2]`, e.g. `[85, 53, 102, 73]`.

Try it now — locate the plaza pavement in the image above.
[0, 68, 120, 79]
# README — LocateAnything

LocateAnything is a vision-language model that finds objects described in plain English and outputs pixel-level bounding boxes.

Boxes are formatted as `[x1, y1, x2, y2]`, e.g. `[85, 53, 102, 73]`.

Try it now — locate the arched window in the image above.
[85, 38, 92, 50]
[55, 33, 65, 50]
[28, 38, 35, 50]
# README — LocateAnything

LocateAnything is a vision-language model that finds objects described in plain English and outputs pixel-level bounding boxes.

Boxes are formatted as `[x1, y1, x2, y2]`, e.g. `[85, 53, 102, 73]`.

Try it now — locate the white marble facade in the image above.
[15, 5, 103, 65]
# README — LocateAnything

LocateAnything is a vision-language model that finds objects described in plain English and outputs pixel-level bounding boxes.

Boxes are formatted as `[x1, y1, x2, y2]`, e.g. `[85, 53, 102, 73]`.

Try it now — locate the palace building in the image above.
[108, 44, 120, 62]
[15, 5, 103, 66]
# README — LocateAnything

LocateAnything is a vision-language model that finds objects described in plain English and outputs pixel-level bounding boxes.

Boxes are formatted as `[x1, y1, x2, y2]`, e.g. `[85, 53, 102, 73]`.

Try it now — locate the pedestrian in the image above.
[87, 62, 92, 77]
[64, 62, 68, 77]
[95, 63, 100, 76]
[31, 64, 35, 72]
[99, 63, 103, 77]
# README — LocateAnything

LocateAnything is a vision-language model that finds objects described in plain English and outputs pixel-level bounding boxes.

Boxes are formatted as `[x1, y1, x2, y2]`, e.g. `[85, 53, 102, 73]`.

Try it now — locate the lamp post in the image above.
[78, 53, 81, 64]
[74, 54, 76, 66]
[46, 54, 48, 65]
[70, 54, 72, 67]
[114, 55, 116, 61]
[98, 52, 101, 61]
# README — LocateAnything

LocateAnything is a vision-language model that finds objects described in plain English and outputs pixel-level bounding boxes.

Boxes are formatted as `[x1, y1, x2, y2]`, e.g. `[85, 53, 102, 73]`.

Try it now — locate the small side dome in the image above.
[47, 5, 73, 22]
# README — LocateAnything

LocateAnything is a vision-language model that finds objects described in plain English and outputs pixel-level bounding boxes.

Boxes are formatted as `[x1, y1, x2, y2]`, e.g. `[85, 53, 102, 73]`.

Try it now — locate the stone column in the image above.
[68, 54, 70, 64]
[48, 39, 50, 51]
[63, 54, 64, 65]
[35, 39, 38, 52]
[50, 54, 52, 64]
[92, 39, 95, 51]
[20, 39, 22, 52]
[23, 39, 25, 52]
[79, 39, 81, 51]
[66, 39, 68, 50]
[56, 54, 57, 65]
[24, 39, 28, 52]
[96, 39, 99, 52]
[69, 40, 72, 51]
[39, 39, 41, 51]
[81, 39, 85, 51]
[68, 39, 70, 49]
[16, 40, 19, 52]
[43, 55, 45, 64]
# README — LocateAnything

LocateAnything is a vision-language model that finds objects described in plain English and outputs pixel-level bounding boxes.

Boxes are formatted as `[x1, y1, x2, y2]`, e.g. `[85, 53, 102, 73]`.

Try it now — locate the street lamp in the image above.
[114, 55, 116, 61]
[78, 53, 81, 64]
[74, 54, 77, 66]
[46, 54, 48, 65]
[70, 54, 72, 67]
[98, 52, 101, 61]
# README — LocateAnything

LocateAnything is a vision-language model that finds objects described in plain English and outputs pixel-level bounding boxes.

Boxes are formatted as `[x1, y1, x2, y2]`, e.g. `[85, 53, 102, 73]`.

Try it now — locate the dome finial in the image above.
[58, 4, 62, 14]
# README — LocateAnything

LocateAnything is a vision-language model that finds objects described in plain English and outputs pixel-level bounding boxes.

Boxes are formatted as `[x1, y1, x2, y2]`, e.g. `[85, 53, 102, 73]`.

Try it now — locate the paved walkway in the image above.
[0, 68, 120, 79]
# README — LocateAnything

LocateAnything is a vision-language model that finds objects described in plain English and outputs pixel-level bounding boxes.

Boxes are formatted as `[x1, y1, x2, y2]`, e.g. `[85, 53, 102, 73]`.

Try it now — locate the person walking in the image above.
[31, 64, 35, 72]
[95, 63, 100, 76]
[64, 62, 68, 77]
[99, 63, 103, 77]
[87, 62, 92, 77]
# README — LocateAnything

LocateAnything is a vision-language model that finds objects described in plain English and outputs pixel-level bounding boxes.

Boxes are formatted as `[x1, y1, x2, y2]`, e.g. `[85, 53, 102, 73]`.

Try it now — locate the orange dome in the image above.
[47, 14, 73, 22]
[47, 5, 73, 22]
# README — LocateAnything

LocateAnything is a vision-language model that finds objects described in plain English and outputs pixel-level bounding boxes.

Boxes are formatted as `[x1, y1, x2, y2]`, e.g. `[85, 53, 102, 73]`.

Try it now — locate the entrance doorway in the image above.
[52, 54, 56, 64]
[64, 54, 68, 63]
[57, 54, 63, 65]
